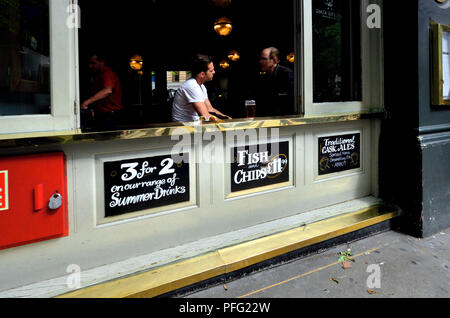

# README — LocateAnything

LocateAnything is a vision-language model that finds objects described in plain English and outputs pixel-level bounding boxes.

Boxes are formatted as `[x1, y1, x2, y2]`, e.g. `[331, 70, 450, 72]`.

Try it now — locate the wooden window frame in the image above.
[0, 0, 78, 135]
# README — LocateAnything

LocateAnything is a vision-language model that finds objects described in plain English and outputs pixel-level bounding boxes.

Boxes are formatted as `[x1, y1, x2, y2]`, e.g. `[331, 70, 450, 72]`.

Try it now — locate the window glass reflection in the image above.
[0, 0, 50, 116]
[312, 0, 361, 103]
[166, 71, 192, 99]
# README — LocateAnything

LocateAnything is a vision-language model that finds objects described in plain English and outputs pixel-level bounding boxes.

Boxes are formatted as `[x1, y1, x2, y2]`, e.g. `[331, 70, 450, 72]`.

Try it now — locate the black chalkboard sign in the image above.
[104, 154, 190, 217]
[231, 141, 289, 193]
[318, 133, 360, 175]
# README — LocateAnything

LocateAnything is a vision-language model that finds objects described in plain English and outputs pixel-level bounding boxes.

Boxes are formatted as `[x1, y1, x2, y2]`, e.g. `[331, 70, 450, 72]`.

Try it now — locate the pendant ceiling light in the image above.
[228, 50, 240, 62]
[286, 52, 295, 63]
[129, 54, 143, 71]
[214, 17, 233, 36]
[220, 59, 230, 69]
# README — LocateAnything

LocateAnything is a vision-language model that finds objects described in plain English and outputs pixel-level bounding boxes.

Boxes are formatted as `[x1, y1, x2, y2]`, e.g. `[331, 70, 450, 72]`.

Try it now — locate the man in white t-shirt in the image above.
[172, 54, 231, 122]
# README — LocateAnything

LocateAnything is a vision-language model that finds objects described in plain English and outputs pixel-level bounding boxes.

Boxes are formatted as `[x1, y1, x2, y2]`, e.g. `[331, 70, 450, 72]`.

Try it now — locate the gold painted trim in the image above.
[226, 182, 293, 199]
[57, 204, 399, 299]
[0, 111, 383, 147]
[431, 20, 450, 106]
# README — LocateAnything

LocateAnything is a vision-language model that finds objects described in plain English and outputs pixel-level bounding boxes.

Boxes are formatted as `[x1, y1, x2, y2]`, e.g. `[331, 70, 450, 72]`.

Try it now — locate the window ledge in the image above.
[0, 110, 384, 149]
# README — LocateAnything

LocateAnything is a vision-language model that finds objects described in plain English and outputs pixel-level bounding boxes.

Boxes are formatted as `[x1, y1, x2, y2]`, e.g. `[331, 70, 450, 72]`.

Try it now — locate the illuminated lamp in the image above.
[129, 54, 143, 71]
[214, 17, 233, 36]
[228, 50, 240, 61]
[220, 59, 230, 69]
[287, 52, 295, 63]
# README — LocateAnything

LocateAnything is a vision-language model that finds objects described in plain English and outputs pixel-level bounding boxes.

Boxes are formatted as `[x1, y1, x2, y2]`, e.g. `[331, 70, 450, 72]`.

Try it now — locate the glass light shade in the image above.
[214, 17, 233, 36]
[228, 50, 240, 61]
[129, 54, 143, 71]
[220, 59, 230, 69]
[286, 52, 295, 63]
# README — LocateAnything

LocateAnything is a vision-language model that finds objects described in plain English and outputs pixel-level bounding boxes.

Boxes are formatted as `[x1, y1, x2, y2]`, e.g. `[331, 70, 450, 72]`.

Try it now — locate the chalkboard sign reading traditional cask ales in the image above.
[318, 133, 361, 175]
[231, 142, 289, 193]
[104, 154, 190, 217]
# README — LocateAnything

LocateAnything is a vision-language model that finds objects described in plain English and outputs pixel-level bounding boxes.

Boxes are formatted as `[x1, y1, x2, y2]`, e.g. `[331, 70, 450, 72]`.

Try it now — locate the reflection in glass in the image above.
[0, 0, 50, 116]
[166, 71, 192, 99]
[312, 0, 361, 103]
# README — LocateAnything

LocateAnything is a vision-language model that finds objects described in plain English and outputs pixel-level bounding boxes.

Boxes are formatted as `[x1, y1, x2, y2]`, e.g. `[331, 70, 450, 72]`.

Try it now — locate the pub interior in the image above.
[78, 0, 296, 130]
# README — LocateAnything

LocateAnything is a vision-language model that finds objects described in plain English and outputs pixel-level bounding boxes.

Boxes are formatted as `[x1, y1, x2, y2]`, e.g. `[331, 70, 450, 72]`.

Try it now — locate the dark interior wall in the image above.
[381, 1, 422, 237]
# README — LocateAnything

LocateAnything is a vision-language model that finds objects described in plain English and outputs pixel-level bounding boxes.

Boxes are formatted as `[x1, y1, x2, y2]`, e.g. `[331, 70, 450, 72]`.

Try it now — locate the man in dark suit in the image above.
[256, 47, 295, 117]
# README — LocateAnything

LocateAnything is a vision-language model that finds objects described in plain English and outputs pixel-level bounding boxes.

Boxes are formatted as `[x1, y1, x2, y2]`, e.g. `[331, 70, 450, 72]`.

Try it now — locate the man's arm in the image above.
[205, 99, 232, 119]
[192, 101, 212, 119]
[81, 87, 113, 109]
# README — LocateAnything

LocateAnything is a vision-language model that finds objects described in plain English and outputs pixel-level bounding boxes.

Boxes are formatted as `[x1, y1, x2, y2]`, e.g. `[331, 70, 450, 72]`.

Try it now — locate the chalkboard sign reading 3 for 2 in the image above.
[318, 133, 360, 175]
[104, 154, 190, 217]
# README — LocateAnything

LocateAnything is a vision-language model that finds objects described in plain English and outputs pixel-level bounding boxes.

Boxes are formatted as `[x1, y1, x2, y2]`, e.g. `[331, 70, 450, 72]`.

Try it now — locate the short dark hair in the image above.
[191, 54, 213, 76]
[88, 51, 108, 63]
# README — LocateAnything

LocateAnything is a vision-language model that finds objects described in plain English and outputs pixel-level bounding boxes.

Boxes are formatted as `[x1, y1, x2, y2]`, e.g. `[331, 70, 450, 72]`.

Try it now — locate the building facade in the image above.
[0, 0, 448, 297]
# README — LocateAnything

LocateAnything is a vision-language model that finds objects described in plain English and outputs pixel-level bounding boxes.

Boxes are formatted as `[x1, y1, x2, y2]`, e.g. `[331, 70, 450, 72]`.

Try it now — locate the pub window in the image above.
[78, 0, 297, 130]
[303, 0, 383, 115]
[0, 0, 50, 116]
[0, 0, 76, 135]
[312, 0, 362, 103]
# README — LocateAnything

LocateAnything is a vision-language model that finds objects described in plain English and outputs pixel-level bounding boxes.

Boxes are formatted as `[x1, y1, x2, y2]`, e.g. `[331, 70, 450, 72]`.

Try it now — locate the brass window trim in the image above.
[431, 20, 450, 106]
[0, 111, 383, 148]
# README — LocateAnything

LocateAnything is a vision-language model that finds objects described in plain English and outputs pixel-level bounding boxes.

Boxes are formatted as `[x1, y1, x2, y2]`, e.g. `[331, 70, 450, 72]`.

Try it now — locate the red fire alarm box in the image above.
[0, 152, 68, 250]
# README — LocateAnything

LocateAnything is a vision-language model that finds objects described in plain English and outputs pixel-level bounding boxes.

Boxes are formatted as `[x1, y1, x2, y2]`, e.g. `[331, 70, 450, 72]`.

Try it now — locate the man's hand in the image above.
[81, 100, 90, 110]
[201, 115, 222, 123]
[205, 99, 231, 119]
[81, 87, 113, 110]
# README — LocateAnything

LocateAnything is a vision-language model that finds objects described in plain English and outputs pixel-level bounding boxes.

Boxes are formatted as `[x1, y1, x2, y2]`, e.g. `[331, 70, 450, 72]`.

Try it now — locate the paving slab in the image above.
[181, 228, 450, 298]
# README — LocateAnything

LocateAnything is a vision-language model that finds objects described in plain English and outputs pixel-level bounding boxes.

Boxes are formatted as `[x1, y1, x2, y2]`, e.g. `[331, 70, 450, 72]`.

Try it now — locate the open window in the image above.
[0, 0, 77, 135]
[302, 0, 383, 115]
[0, 0, 383, 135]
[78, 0, 298, 130]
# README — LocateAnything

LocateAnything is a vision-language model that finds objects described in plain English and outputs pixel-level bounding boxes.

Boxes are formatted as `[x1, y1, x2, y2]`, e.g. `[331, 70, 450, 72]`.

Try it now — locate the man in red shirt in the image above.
[81, 54, 124, 130]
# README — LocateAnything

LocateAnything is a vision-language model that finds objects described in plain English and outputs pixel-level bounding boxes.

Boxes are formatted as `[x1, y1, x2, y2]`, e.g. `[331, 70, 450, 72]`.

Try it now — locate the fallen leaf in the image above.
[338, 255, 347, 263]
[342, 261, 352, 269]
[367, 289, 377, 294]
[330, 278, 339, 284]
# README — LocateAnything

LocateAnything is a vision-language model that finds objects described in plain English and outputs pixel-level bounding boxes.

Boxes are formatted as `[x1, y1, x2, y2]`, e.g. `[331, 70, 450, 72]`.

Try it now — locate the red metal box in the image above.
[0, 152, 68, 250]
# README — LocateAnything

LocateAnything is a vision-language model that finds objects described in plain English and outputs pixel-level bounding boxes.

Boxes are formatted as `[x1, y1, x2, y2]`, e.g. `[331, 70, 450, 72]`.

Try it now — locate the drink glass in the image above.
[245, 100, 256, 118]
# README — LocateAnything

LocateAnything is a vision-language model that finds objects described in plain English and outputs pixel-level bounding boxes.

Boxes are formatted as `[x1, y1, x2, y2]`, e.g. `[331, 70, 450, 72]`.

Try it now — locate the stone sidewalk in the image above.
[180, 227, 450, 298]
